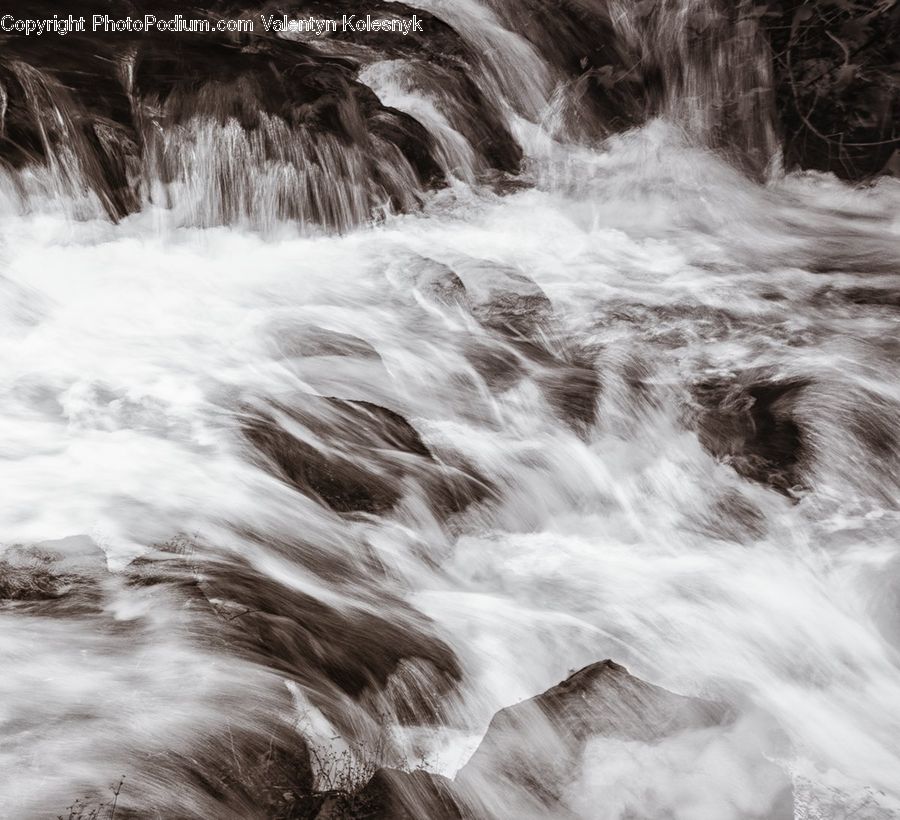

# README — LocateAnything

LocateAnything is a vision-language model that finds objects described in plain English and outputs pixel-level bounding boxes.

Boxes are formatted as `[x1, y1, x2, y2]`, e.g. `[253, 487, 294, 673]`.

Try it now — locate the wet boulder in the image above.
[339, 768, 469, 819]
[0, 548, 66, 602]
[199, 556, 462, 701]
[464, 337, 602, 433]
[399, 61, 523, 176]
[464, 340, 527, 391]
[409, 258, 470, 310]
[0, 0, 445, 225]
[159, 720, 315, 820]
[243, 396, 491, 516]
[456, 660, 792, 819]
[123, 534, 463, 726]
[812, 285, 900, 310]
[456, 660, 727, 810]
[416, 257, 600, 430]
[453, 263, 554, 340]
[690, 374, 809, 495]
[243, 397, 431, 515]
[535, 350, 602, 432]
[0, 536, 107, 614]
[485, 0, 647, 138]
[288, 768, 471, 819]
[376, 657, 463, 727]
[269, 324, 382, 362]
[289, 0, 522, 176]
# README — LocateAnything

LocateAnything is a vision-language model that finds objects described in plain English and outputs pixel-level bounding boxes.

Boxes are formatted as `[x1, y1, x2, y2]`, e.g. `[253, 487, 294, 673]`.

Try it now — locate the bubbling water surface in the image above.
[1, 1, 900, 817]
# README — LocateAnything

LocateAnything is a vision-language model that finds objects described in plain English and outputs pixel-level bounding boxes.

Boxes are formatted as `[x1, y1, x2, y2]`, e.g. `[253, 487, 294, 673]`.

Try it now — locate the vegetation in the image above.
[58, 778, 125, 820]
[760, 0, 899, 178]
[56, 735, 417, 820]
[273, 740, 392, 819]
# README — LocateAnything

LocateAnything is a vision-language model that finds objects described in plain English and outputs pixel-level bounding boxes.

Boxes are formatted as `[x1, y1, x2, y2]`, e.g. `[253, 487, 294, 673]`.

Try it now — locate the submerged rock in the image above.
[243, 396, 491, 516]
[691, 375, 809, 495]
[406, 256, 601, 431]
[535, 350, 602, 432]
[348, 768, 468, 819]
[271, 325, 382, 361]
[199, 555, 461, 701]
[455, 264, 554, 341]
[412, 259, 470, 310]
[464, 340, 526, 391]
[457, 661, 727, 808]
[0, 535, 107, 613]
[289, 768, 470, 819]
[456, 660, 792, 819]
[126, 543, 463, 732]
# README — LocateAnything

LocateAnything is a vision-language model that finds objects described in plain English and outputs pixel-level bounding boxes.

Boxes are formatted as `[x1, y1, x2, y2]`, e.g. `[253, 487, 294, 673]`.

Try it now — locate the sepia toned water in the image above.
[1, 1, 899, 817]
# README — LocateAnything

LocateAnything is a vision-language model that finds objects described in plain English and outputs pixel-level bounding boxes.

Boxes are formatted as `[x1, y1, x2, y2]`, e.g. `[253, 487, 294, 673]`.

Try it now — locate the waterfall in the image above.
[1, 3, 899, 819]
[608, 0, 781, 177]
[0, 0, 784, 228]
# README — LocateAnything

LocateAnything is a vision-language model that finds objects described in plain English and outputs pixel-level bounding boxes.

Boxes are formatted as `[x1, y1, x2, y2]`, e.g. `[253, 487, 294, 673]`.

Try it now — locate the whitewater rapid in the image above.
[2, 112, 900, 817]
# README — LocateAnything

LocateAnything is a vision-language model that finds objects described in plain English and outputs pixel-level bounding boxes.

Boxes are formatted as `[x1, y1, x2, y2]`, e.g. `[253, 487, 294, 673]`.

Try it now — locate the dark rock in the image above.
[488, 335, 601, 431]
[412, 259, 469, 309]
[243, 397, 429, 515]
[620, 353, 662, 412]
[366, 105, 445, 195]
[464, 341, 526, 391]
[454, 264, 554, 340]
[0, 536, 107, 614]
[403, 62, 523, 176]
[0, 0, 446, 224]
[698, 489, 768, 542]
[473, 286, 553, 339]
[0, 548, 65, 602]
[163, 721, 315, 820]
[243, 396, 491, 516]
[285, 0, 469, 60]
[456, 660, 792, 819]
[279, 768, 471, 819]
[272, 325, 381, 361]
[376, 657, 462, 727]
[536, 357, 602, 431]
[198, 555, 462, 706]
[457, 660, 728, 809]
[344, 768, 470, 819]
[123, 537, 463, 725]
[813, 285, 900, 310]
[463, 337, 602, 432]
[285, 0, 522, 176]
[691, 374, 809, 495]
[125, 539, 215, 615]
[487, 0, 646, 137]
[846, 390, 900, 464]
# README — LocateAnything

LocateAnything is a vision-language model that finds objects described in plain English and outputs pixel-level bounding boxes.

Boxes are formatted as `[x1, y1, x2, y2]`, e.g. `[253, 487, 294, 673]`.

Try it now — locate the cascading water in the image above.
[1, 2, 899, 818]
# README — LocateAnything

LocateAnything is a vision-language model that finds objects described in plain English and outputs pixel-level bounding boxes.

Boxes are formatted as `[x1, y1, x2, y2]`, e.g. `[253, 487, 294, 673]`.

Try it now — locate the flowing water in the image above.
[1, 2, 899, 818]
